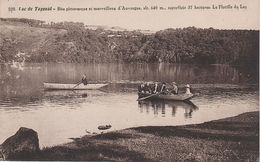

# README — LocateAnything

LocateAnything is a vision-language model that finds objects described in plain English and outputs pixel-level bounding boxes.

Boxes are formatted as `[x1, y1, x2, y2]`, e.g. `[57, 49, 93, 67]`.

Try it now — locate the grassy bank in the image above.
[12, 111, 259, 161]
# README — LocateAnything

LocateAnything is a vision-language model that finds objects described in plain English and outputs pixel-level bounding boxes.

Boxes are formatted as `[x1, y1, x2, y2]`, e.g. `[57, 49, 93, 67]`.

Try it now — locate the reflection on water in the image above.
[0, 88, 258, 147]
[0, 63, 258, 99]
[138, 100, 198, 118]
[0, 63, 259, 147]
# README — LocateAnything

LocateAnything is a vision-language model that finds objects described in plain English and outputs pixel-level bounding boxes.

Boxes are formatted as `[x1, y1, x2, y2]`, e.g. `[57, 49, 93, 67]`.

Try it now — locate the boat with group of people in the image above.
[43, 74, 195, 101]
[137, 82, 195, 101]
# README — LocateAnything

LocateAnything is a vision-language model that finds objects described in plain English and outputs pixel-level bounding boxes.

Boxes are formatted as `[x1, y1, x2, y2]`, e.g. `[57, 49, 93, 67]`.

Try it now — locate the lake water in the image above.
[0, 63, 258, 147]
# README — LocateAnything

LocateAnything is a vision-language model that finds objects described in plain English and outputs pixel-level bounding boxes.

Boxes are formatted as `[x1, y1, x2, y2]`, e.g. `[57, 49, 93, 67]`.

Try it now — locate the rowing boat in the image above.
[138, 92, 195, 101]
[43, 90, 106, 96]
[43, 83, 108, 90]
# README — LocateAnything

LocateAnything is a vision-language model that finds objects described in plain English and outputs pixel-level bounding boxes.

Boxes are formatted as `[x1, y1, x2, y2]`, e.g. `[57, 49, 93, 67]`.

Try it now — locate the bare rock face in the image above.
[0, 127, 40, 160]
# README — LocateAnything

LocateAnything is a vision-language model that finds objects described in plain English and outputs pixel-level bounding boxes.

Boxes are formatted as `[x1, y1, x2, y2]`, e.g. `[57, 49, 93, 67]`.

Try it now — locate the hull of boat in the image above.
[138, 92, 194, 101]
[43, 83, 108, 90]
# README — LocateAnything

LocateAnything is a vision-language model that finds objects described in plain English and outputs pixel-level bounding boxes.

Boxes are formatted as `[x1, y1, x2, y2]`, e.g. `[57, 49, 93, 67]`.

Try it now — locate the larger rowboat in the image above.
[138, 92, 195, 101]
[43, 83, 108, 90]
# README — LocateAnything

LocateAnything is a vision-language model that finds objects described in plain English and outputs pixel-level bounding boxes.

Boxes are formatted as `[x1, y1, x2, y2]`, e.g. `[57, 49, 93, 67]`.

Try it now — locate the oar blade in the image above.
[72, 81, 82, 90]
[137, 92, 162, 101]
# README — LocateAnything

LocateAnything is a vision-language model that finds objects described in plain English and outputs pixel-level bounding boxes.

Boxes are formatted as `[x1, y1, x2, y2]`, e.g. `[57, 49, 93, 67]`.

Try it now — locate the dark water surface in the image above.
[0, 63, 258, 147]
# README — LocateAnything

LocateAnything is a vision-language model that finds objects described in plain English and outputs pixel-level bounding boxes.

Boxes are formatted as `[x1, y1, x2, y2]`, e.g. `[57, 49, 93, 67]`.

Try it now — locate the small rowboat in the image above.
[138, 92, 195, 101]
[98, 125, 112, 130]
[43, 83, 108, 90]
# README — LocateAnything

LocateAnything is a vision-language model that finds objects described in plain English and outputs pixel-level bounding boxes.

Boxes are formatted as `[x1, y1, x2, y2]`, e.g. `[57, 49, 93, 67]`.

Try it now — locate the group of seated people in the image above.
[138, 82, 179, 95]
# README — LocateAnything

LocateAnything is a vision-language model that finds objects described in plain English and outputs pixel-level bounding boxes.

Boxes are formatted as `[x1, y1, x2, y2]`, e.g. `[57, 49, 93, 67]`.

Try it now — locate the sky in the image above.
[0, 0, 259, 31]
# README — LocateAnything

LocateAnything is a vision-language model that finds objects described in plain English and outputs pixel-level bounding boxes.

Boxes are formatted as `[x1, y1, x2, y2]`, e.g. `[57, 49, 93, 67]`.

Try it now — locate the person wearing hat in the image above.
[185, 84, 192, 95]
[171, 82, 178, 94]
[138, 82, 145, 93]
[144, 82, 151, 94]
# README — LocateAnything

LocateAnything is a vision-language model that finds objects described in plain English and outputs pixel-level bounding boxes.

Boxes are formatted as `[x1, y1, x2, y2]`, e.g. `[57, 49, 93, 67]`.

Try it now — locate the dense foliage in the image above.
[0, 18, 258, 67]
[145, 28, 259, 66]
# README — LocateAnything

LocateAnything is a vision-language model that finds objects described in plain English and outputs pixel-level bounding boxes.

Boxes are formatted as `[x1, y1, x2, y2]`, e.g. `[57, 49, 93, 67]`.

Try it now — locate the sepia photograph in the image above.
[0, 0, 259, 161]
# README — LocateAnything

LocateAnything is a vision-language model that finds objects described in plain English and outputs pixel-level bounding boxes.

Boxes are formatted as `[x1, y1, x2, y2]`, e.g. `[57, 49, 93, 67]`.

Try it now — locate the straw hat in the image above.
[185, 84, 190, 88]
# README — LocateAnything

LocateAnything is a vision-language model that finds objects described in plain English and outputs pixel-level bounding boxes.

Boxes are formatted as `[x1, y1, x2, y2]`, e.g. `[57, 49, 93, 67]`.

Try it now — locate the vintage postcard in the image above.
[0, 0, 259, 161]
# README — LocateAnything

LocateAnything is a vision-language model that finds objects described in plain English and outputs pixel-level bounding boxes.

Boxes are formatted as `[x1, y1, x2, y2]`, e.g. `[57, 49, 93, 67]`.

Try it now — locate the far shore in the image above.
[10, 111, 259, 161]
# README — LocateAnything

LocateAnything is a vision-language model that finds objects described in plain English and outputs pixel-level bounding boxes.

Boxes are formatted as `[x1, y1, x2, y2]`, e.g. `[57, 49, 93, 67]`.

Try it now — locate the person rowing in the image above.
[81, 74, 88, 85]
[72, 74, 88, 90]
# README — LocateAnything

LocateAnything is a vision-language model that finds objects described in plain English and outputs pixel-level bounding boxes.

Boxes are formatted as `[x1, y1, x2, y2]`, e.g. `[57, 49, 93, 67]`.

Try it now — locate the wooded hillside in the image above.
[0, 18, 258, 67]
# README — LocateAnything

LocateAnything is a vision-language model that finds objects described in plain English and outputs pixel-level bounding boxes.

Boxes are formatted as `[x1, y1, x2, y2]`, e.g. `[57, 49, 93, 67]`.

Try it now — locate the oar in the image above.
[137, 91, 164, 101]
[72, 80, 82, 90]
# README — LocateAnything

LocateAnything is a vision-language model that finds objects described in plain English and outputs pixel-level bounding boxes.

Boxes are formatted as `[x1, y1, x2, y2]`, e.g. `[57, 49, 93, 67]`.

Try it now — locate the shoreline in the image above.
[9, 111, 259, 161]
